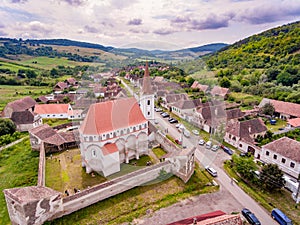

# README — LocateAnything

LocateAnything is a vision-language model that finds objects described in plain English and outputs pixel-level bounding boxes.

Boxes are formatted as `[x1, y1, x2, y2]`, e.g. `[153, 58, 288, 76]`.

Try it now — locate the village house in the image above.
[287, 118, 300, 128]
[161, 93, 189, 109]
[210, 86, 230, 99]
[260, 137, 300, 178]
[191, 81, 209, 93]
[53, 78, 78, 93]
[34, 103, 77, 119]
[171, 99, 202, 120]
[29, 124, 77, 153]
[224, 118, 267, 157]
[259, 98, 300, 119]
[2, 96, 42, 131]
[79, 97, 149, 177]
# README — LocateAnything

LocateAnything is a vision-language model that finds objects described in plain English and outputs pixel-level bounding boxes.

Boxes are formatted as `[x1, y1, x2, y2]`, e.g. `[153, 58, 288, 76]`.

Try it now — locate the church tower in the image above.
[139, 61, 155, 120]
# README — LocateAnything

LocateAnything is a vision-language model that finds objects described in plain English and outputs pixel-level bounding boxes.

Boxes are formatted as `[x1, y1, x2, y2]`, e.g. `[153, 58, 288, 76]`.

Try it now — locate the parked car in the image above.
[154, 119, 159, 124]
[271, 208, 293, 225]
[169, 118, 178, 124]
[183, 129, 191, 138]
[175, 123, 181, 128]
[211, 145, 219, 151]
[220, 145, 233, 155]
[205, 166, 218, 177]
[154, 107, 162, 112]
[205, 141, 212, 149]
[198, 139, 205, 145]
[175, 139, 182, 145]
[192, 129, 199, 135]
[241, 208, 261, 225]
[161, 113, 169, 118]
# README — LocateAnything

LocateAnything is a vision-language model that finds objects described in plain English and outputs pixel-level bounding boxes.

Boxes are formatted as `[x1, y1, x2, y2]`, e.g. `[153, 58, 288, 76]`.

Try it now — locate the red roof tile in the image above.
[270, 99, 300, 118]
[263, 137, 300, 162]
[80, 97, 147, 135]
[288, 118, 300, 127]
[34, 104, 70, 115]
[211, 86, 229, 97]
[102, 143, 118, 155]
[4, 96, 36, 113]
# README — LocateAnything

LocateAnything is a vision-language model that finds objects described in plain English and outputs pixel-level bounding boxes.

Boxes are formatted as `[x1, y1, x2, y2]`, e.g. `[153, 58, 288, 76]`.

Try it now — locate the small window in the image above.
[147, 100, 150, 105]
[273, 154, 277, 160]
[239, 144, 242, 148]
[281, 158, 286, 164]
[266, 151, 269, 156]
[147, 111, 150, 115]
[290, 162, 295, 168]
[92, 149, 96, 158]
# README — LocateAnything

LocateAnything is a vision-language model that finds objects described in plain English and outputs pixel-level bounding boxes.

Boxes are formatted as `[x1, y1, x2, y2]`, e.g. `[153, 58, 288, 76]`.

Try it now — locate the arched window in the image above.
[106, 134, 110, 139]
[89, 136, 93, 142]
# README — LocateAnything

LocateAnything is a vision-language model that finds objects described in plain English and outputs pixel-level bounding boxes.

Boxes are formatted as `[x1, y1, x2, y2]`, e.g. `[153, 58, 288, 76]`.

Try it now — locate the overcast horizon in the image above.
[1, 0, 300, 50]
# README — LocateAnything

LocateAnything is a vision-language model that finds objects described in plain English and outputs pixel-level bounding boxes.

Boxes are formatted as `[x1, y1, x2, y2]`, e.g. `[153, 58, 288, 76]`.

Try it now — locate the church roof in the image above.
[102, 143, 118, 155]
[141, 62, 153, 95]
[80, 97, 147, 135]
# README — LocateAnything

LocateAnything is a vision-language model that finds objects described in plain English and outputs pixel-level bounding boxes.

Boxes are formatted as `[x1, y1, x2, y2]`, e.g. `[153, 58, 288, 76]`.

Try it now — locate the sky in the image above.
[1, 0, 300, 50]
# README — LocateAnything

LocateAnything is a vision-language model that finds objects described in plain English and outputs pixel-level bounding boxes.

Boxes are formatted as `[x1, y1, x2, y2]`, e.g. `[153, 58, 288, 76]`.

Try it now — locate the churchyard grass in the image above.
[0, 138, 39, 225]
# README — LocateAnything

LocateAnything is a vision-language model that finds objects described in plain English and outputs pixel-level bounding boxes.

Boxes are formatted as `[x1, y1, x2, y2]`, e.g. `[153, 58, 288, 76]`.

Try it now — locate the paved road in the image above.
[154, 112, 277, 224]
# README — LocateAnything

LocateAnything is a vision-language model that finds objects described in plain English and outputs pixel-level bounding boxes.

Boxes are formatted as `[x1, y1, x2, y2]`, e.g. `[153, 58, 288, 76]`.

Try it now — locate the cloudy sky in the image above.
[1, 0, 300, 50]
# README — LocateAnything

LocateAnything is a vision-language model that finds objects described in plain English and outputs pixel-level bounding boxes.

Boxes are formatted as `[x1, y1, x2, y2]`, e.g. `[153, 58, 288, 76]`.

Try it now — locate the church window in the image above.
[148, 111, 150, 115]
[92, 149, 96, 157]
[89, 136, 93, 142]
[147, 100, 150, 105]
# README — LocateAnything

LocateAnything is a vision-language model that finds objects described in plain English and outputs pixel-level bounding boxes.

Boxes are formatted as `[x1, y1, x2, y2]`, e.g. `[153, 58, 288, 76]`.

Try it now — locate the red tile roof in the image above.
[211, 86, 230, 97]
[80, 97, 147, 135]
[263, 137, 300, 162]
[4, 96, 36, 113]
[34, 104, 70, 115]
[288, 118, 300, 127]
[260, 98, 300, 118]
[54, 81, 68, 90]
[102, 143, 118, 155]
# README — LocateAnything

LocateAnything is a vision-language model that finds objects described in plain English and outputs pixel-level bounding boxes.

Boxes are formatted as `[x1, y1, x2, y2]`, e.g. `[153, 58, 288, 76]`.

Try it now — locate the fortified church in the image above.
[79, 62, 155, 176]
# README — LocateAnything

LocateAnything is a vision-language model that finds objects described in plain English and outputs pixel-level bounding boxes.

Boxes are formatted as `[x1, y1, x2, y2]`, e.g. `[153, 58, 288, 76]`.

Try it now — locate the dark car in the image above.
[169, 119, 178, 124]
[241, 208, 261, 225]
[220, 145, 233, 155]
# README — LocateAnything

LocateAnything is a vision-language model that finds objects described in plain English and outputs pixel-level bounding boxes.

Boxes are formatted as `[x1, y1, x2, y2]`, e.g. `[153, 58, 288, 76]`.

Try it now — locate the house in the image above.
[53, 81, 68, 93]
[167, 210, 242, 225]
[288, 118, 300, 128]
[210, 86, 230, 99]
[259, 98, 300, 119]
[79, 97, 149, 177]
[162, 93, 189, 109]
[224, 118, 267, 157]
[2, 96, 36, 118]
[191, 81, 209, 93]
[65, 77, 78, 86]
[11, 111, 42, 132]
[2, 96, 39, 131]
[34, 104, 74, 119]
[260, 137, 300, 178]
[29, 124, 77, 153]
[153, 76, 164, 83]
[171, 99, 201, 119]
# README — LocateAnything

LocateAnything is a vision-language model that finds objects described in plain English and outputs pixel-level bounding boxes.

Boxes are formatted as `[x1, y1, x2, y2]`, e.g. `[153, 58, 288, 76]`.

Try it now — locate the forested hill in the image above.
[205, 21, 300, 103]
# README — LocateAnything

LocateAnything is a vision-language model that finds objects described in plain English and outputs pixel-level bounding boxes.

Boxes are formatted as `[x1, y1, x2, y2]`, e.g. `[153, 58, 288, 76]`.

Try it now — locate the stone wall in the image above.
[37, 144, 46, 187]
[51, 161, 172, 220]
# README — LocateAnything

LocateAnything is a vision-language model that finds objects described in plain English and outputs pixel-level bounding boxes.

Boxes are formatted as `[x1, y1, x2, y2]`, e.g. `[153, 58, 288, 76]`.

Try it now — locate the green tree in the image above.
[219, 76, 231, 88]
[260, 164, 285, 192]
[0, 118, 16, 136]
[260, 102, 275, 116]
[25, 70, 37, 79]
[232, 154, 257, 181]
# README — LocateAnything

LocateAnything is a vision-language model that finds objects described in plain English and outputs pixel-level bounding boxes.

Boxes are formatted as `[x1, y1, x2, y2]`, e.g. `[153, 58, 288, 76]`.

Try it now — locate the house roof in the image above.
[288, 118, 300, 127]
[102, 143, 118, 155]
[79, 97, 147, 135]
[34, 104, 70, 115]
[30, 124, 66, 145]
[172, 99, 201, 110]
[197, 214, 242, 225]
[11, 110, 35, 125]
[210, 86, 230, 97]
[5, 96, 36, 113]
[153, 76, 164, 82]
[226, 108, 244, 120]
[54, 81, 68, 90]
[142, 62, 153, 95]
[263, 137, 300, 162]
[66, 77, 77, 85]
[226, 118, 267, 143]
[191, 81, 199, 89]
[259, 98, 300, 118]
[165, 93, 189, 104]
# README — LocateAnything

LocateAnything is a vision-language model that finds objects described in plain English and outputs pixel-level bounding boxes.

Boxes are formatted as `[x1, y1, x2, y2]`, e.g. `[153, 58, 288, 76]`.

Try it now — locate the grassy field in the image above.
[0, 137, 39, 225]
[152, 147, 167, 159]
[265, 119, 287, 132]
[229, 92, 263, 109]
[0, 85, 52, 111]
[224, 161, 300, 225]
[20, 56, 103, 70]
[0, 60, 36, 72]
[45, 164, 218, 225]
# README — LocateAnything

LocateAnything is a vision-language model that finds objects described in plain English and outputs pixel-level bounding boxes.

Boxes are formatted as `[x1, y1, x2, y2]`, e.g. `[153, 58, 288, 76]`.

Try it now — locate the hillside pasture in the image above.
[0, 85, 52, 111]
[0, 60, 36, 72]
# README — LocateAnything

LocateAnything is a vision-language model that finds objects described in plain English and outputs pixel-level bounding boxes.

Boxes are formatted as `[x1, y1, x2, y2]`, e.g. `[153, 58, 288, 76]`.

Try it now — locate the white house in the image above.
[79, 97, 149, 177]
[260, 137, 300, 178]
[171, 99, 201, 119]
[34, 104, 73, 119]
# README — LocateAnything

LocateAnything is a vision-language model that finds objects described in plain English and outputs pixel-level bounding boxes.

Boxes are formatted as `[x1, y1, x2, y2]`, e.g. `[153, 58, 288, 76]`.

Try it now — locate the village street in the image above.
[145, 113, 277, 225]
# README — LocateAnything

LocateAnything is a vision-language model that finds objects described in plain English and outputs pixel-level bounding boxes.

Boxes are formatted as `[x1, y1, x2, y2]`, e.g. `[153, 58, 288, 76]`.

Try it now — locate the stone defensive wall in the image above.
[52, 161, 172, 219]
[37, 143, 46, 187]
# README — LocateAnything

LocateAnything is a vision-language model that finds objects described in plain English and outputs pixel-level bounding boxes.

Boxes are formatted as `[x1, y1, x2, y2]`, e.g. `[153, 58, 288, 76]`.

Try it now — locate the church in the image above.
[79, 62, 154, 176]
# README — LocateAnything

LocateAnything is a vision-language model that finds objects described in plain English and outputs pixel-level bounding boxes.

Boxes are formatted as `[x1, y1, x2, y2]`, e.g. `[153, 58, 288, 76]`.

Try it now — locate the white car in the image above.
[205, 166, 218, 177]
[192, 129, 199, 135]
[211, 145, 219, 151]
[175, 123, 182, 128]
[198, 139, 205, 145]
